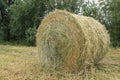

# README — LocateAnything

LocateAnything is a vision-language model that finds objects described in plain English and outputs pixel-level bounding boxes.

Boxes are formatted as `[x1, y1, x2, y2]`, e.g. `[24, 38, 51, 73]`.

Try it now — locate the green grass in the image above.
[0, 45, 120, 80]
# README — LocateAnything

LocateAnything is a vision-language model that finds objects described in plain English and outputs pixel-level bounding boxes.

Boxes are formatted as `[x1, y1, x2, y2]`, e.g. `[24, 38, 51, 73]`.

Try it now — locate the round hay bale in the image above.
[36, 10, 110, 72]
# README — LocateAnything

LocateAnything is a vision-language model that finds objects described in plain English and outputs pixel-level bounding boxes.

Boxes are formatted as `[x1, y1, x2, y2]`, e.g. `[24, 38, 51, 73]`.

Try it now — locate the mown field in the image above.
[0, 45, 120, 80]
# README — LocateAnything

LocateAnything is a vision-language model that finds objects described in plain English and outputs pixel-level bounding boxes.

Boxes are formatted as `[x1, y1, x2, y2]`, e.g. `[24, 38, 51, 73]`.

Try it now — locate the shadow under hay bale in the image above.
[36, 10, 110, 72]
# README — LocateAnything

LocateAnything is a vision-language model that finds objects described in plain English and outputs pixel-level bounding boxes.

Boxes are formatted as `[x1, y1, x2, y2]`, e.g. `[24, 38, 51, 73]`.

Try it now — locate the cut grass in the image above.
[0, 45, 120, 80]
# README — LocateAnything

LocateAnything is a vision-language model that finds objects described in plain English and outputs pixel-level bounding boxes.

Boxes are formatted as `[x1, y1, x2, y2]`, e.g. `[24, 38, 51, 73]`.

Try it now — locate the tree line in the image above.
[0, 0, 120, 47]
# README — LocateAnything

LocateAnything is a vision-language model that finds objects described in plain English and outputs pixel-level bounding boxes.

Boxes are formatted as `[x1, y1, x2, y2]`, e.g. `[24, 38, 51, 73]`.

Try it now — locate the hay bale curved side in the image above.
[73, 15, 110, 64]
[36, 10, 110, 72]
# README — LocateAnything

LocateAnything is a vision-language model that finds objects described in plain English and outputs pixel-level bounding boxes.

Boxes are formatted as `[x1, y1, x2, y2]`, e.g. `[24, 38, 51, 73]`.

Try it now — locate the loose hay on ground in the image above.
[36, 10, 110, 72]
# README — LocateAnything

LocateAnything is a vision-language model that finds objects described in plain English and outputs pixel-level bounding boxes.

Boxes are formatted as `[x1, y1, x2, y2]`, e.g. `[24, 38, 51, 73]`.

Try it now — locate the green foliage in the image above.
[9, 0, 80, 46]
[25, 27, 37, 46]
[45, 0, 80, 13]
[10, 0, 36, 40]
[0, 0, 12, 41]
[109, 0, 120, 47]
[9, 0, 46, 44]
[0, 25, 4, 40]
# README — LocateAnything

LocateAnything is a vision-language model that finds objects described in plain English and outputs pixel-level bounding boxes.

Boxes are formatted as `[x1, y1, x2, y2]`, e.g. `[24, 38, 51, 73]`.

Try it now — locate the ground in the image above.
[0, 45, 120, 80]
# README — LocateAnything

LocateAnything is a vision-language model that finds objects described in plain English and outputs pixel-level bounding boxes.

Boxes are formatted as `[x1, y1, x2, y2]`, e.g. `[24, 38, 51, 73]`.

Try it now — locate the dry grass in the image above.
[36, 10, 110, 72]
[0, 45, 120, 80]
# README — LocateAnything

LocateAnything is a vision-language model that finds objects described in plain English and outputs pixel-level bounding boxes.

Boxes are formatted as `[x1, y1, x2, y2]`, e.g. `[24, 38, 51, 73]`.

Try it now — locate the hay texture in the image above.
[36, 10, 110, 72]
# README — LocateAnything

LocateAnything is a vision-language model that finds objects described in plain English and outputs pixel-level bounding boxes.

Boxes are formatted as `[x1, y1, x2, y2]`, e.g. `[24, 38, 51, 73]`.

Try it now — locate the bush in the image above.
[25, 27, 37, 46]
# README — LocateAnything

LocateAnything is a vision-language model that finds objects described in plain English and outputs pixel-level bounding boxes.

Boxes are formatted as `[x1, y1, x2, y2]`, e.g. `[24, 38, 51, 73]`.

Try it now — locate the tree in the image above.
[109, 0, 120, 47]
[0, 0, 13, 41]
[9, 0, 46, 45]
[9, 0, 81, 45]
[44, 0, 80, 13]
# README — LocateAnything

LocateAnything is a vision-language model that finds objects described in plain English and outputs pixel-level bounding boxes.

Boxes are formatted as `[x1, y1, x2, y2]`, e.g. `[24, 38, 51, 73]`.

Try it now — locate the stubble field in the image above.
[0, 45, 120, 80]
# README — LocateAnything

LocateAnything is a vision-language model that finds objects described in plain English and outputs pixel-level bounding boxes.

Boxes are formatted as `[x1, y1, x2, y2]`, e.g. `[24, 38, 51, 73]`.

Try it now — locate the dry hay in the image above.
[36, 10, 110, 72]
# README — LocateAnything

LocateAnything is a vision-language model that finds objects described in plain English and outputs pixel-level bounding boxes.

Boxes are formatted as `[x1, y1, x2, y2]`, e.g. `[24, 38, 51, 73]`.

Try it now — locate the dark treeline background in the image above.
[0, 0, 120, 47]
